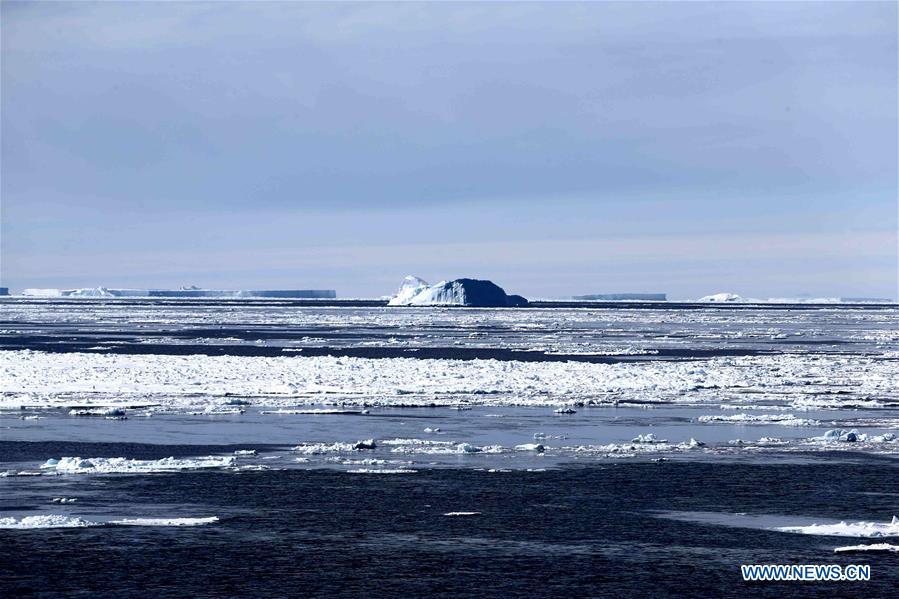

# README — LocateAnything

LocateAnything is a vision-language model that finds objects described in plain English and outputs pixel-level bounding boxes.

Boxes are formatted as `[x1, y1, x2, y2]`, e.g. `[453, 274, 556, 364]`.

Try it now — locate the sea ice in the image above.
[833, 543, 899, 553]
[632, 433, 666, 444]
[110, 517, 219, 526]
[40, 456, 235, 474]
[777, 516, 899, 537]
[0, 515, 98, 529]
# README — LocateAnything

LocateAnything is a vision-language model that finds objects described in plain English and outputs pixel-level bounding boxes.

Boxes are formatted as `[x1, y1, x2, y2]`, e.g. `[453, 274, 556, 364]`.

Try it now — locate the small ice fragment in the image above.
[834, 544, 899, 553]
[0, 515, 98, 529]
[443, 511, 481, 517]
[423, 427, 440, 433]
[233, 450, 256, 456]
[111, 516, 219, 527]
[353, 439, 377, 450]
[554, 407, 576, 414]
[514, 444, 545, 453]
[632, 433, 667, 444]
[687, 438, 706, 448]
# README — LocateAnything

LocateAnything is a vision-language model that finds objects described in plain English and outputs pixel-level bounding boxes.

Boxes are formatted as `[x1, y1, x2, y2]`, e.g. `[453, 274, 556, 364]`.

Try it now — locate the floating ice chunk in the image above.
[777, 516, 899, 538]
[443, 512, 481, 517]
[0, 515, 99, 529]
[261, 408, 366, 415]
[687, 438, 706, 448]
[111, 517, 219, 527]
[456, 443, 481, 453]
[554, 407, 577, 414]
[41, 455, 234, 474]
[834, 543, 899, 553]
[514, 443, 545, 453]
[698, 414, 818, 426]
[632, 433, 667, 444]
[819, 429, 861, 443]
[423, 427, 440, 433]
[292, 442, 363, 454]
[233, 450, 257, 456]
[50, 497, 77, 504]
[69, 408, 126, 417]
[353, 439, 377, 450]
[346, 468, 417, 474]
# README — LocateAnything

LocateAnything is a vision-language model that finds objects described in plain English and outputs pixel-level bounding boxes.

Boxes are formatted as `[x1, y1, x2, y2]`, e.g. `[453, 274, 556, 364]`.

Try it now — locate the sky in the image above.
[2, 1, 896, 299]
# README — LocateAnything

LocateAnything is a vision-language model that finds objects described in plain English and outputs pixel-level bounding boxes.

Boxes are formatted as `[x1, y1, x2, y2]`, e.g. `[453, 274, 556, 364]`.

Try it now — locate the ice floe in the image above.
[3, 351, 896, 413]
[0, 515, 98, 529]
[632, 433, 666, 444]
[833, 543, 899, 553]
[345, 468, 417, 474]
[40, 456, 234, 474]
[698, 413, 819, 426]
[110, 517, 219, 527]
[777, 516, 899, 538]
[443, 512, 481, 517]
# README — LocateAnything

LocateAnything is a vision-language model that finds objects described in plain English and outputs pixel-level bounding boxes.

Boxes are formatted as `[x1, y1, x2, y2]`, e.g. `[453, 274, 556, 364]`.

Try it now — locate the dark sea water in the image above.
[2, 447, 898, 598]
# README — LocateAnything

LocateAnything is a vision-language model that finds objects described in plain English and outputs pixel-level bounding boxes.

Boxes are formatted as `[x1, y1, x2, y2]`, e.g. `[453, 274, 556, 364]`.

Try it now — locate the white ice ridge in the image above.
[834, 543, 899, 553]
[0, 515, 219, 529]
[110, 517, 219, 526]
[40, 456, 234, 474]
[443, 512, 481, 516]
[777, 516, 899, 538]
[3, 351, 896, 410]
[0, 515, 98, 529]
[697, 414, 819, 426]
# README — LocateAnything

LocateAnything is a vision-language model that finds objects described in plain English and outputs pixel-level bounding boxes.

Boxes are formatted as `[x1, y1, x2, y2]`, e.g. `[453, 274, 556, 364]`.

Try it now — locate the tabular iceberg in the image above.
[388, 276, 528, 307]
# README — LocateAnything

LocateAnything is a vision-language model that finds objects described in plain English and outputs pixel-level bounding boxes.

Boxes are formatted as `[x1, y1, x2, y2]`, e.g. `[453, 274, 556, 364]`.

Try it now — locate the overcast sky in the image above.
[2, 1, 896, 299]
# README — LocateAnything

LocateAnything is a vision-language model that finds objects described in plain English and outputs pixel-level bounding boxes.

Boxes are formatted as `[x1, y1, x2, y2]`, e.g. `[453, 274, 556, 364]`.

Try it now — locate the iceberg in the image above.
[388, 276, 528, 307]
[388, 276, 431, 306]
[698, 293, 743, 302]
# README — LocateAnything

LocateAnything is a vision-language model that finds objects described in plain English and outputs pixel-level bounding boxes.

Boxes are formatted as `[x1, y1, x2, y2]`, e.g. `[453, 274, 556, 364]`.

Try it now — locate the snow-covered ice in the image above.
[110, 517, 219, 526]
[40, 456, 235, 474]
[0, 515, 98, 529]
[833, 543, 899, 553]
[777, 516, 899, 538]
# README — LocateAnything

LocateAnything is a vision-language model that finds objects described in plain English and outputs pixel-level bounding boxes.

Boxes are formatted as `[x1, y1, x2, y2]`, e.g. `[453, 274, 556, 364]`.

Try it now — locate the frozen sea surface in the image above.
[1, 299, 897, 596]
